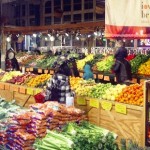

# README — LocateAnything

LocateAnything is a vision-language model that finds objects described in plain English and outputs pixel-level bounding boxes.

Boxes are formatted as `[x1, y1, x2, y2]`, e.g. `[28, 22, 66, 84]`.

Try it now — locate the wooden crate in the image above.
[0, 89, 13, 101]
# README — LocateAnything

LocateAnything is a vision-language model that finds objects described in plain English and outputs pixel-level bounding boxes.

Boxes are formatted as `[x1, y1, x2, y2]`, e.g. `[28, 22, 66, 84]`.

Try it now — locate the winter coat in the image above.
[83, 64, 94, 80]
[112, 59, 132, 83]
[114, 47, 128, 61]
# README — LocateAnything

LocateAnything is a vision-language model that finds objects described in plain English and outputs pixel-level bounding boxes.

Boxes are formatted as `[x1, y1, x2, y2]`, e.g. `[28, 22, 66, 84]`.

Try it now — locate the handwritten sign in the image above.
[89, 99, 99, 108]
[19, 87, 26, 94]
[30, 68, 33, 71]
[77, 97, 86, 105]
[101, 101, 112, 111]
[98, 74, 103, 79]
[115, 103, 127, 115]
[38, 69, 42, 73]
[27, 88, 34, 95]
[35, 88, 43, 95]
[104, 76, 110, 81]
[44, 70, 49, 74]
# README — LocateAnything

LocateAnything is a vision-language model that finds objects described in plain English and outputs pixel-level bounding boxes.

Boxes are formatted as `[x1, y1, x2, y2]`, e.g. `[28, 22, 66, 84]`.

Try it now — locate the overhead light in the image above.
[45, 37, 48, 41]
[88, 35, 91, 38]
[6, 37, 11, 42]
[48, 33, 51, 37]
[65, 33, 69, 37]
[76, 36, 80, 40]
[94, 31, 98, 36]
[50, 36, 55, 41]
[33, 33, 37, 37]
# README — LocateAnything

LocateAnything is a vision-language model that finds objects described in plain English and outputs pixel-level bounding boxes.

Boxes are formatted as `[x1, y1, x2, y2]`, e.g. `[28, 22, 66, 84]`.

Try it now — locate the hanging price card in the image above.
[27, 88, 34, 95]
[77, 97, 86, 105]
[89, 99, 99, 108]
[101, 101, 112, 111]
[35, 88, 43, 95]
[44, 70, 49, 74]
[19, 87, 26, 94]
[115, 103, 127, 115]
[38, 69, 42, 73]
[79, 72, 83, 77]
[94, 74, 96, 79]
[26, 68, 30, 72]
[104, 76, 110, 81]
[13, 85, 19, 92]
[98, 74, 103, 79]
[30, 68, 33, 71]
[0, 83, 4, 90]
[50, 70, 54, 74]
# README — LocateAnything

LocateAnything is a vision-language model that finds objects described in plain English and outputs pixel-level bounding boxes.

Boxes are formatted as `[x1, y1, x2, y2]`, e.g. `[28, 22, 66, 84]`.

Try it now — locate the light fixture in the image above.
[45, 37, 48, 41]
[6, 36, 11, 42]
[50, 36, 55, 41]
[76, 36, 80, 40]
[88, 34, 91, 38]
[48, 33, 51, 37]
[65, 32, 69, 37]
[33, 33, 37, 37]
[94, 31, 98, 36]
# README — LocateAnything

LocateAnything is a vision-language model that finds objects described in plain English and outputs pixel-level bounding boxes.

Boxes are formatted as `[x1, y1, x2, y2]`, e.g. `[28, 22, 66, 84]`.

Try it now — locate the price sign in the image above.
[26, 68, 30, 72]
[90, 99, 99, 108]
[98, 74, 103, 79]
[94, 74, 96, 79]
[79, 72, 83, 77]
[35, 88, 43, 95]
[101, 101, 112, 111]
[13, 86, 19, 92]
[19, 87, 26, 94]
[50, 70, 54, 74]
[30, 68, 33, 71]
[77, 97, 86, 105]
[44, 70, 49, 74]
[27, 88, 34, 95]
[115, 103, 127, 115]
[4, 83, 10, 90]
[104, 76, 110, 81]
[38, 69, 42, 73]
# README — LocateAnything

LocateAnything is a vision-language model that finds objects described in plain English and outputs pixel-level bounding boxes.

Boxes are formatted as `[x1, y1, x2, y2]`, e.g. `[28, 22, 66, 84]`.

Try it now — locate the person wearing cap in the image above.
[44, 57, 73, 104]
[5, 48, 20, 71]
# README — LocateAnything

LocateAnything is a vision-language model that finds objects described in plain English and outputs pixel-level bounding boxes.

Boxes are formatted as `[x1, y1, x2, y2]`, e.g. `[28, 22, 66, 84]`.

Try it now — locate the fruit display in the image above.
[89, 83, 113, 98]
[70, 76, 84, 90]
[0, 71, 23, 82]
[102, 84, 126, 101]
[96, 55, 114, 72]
[115, 83, 143, 106]
[138, 58, 150, 75]
[77, 54, 94, 70]
[130, 54, 150, 74]
[26, 74, 51, 87]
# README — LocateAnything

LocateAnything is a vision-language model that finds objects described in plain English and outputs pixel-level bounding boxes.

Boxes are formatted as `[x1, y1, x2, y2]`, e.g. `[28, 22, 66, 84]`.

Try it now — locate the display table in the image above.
[75, 96, 144, 146]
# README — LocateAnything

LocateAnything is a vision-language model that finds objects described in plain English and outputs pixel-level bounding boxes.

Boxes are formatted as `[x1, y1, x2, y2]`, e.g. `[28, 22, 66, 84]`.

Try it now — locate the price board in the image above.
[19, 87, 26, 94]
[101, 101, 112, 111]
[77, 97, 86, 105]
[44, 70, 49, 74]
[89, 99, 99, 108]
[30, 68, 33, 71]
[35, 88, 43, 95]
[115, 103, 127, 115]
[38, 69, 42, 73]
[27, 88, 34, 95]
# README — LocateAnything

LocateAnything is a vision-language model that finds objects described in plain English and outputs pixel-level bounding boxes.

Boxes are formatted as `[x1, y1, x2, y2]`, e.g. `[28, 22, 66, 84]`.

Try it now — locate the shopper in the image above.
[114, 40, 128, 61]
[44, 57, 73, 104]
[5, 48, 20, 71]
[112, 59, 132, 84]
[69, 57, 79, 77]
[83, 62, 94, 80]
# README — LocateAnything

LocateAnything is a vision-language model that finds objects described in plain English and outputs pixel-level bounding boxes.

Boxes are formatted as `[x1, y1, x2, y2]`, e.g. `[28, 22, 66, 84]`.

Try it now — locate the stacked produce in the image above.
[0, 71, 22, 82]
[70, 76, 84, 90]
[130, 54, 150, 74]
[89, 83, 112, 98]
[116, 83, 143, 106]
[102, 84, 126, 101]
[26, 74, 51, 88]
[138, 58, 150, 75]
[6, 73, 36, 85]
[77, 54, 94, 70]
[28, 55, 45, 67]
[34, 122, 118, 150]
[96, 55, 114, 72]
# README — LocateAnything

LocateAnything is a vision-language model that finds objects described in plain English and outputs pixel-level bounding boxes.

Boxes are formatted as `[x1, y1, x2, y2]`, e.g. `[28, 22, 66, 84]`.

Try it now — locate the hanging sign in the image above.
[115, 103, 127, 115]
[101, 101, 112, 111]
[26, 68, 30, 72]
[98, 74, 103, 79]
[77, 97, 86, 105]
[44, 70, 49, 74]
[19, 86, 26, 94]
[90, 99, 99, 108]
[30, 68, 33, 71]
[104, 76, 110, 81]
[27, 88, 34, 95]
[38, 69, 42, 73]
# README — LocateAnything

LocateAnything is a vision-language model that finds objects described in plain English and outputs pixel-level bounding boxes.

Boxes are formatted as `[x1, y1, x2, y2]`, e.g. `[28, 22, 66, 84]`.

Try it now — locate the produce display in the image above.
[26, 74, 51, 88]
[34, 122, 118, 150]
[116, 83, 143, 106]
[96, 55, 114, 72]
[138, 58, 150, 75]
[130, 54, 150, 74]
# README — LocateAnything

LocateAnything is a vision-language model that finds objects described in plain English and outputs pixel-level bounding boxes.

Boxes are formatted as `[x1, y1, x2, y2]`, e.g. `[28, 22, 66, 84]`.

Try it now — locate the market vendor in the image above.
[5, 48, 20, 71]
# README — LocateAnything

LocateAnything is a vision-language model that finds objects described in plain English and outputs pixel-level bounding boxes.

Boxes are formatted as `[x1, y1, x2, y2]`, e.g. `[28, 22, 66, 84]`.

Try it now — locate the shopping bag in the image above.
[34, 92, 45, 103]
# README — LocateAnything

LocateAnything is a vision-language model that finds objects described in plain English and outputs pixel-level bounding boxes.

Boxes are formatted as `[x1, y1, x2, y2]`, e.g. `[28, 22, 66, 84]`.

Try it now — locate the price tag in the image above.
[115, 103, 127, 115]
[101, 101, 112, 111]
[26, 68, 30, 72]
[38, 69, 43, 73]
[44, 70, 49, 74]
[79, 72, 83, 77]
[13, 85, 19, 92]
[4, 83, 10, 90]
[94, 74, 97, 79]
[27, 88, 34, 95]
[50, 70, 54, 74]
[98, 74, 103, 79]
[30, 68, 33, 71]
[19, 87, 26, 94]
[35, 88, 43, 95]
[0, 83, 4, 90]
[89, 99, 99, 108]
[77, 97, 86, 105]
[104, 76, 110, 81]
